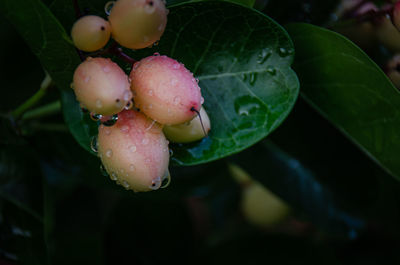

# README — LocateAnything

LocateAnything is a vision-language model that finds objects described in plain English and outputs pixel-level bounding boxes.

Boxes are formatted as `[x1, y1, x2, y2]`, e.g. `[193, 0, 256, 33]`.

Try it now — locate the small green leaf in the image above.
[287, 23, 400, 181]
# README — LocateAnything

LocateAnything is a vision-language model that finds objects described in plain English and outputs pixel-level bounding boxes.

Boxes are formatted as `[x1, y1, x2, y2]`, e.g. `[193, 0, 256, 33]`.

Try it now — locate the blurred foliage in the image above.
[1, 0, 400, 265]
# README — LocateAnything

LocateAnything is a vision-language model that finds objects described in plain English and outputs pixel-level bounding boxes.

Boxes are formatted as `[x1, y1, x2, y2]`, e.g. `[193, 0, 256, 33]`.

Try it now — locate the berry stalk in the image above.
[22, 100, 61, 120]
[12, 73, 53, 119]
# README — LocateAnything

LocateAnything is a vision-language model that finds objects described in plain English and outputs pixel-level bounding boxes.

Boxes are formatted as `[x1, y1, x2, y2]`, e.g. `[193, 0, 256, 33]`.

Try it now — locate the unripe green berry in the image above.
[229, 164, 290, 229]
[71, 15, 111, 52]
[163, 107, 211, 143]
[108, 0, 168, 49]
[97, 109, 170, 192]
[73, 57, 132, 115]
[130, 54, 203, 125]
[241, 182, 290, 229]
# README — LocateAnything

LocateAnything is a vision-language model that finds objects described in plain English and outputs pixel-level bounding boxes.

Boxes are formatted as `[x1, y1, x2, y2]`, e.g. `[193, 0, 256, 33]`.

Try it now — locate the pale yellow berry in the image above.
[71, 15, 111, 52]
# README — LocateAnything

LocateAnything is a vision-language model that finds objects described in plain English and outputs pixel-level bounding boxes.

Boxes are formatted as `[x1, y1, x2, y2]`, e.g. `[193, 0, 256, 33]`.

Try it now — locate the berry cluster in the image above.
[70, 0, 211, 192]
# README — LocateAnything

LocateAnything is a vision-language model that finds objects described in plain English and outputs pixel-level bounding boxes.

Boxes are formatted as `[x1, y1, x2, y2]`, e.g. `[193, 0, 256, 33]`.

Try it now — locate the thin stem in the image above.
[22, 100, 61, 120]
[88, 41, 137, 65]
[106, 42, 137, 65]
[115, 48, 137, 65]
[29, 122, 69, 132]
[12, 73, 52, 119]
[191, 107, 207, 136]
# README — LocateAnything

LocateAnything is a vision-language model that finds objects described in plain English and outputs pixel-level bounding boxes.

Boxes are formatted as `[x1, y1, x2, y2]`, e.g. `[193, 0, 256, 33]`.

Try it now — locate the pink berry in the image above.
[129, 55, 202, 125]
[73, 57, 132, 116]
[97, 109, 170, 192]
[108, 0, 168, 49]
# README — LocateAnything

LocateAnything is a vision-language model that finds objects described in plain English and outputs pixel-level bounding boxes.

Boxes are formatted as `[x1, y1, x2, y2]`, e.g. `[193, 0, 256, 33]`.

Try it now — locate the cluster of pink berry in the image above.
[70, 0, 211, 192]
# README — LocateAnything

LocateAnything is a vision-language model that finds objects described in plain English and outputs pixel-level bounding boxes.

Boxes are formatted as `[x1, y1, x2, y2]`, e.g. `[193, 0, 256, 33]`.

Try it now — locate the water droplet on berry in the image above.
[148, 89, 154, 96]
[161, 170, 171, 188]
[123, 90, 132, 101]
[148, 104, 153, 109]
[149, 177, 162, 190]
[102, 66, 111, 73]
[144, 2, 155, 14]
[120, 125, 129, 133]
[96, 99, 103, 108]
[124, 100, 133, 110]
[133, 62, 140, 70]
[129, 145, 137, 153]
[200, 97, 204, 104]
[101, 114, 118, 126]
[142, 138, 149, 145]
[100, 164, 109, 176]
[172, 63, 180, 70]
[84, 76, 91, 83]
[129, 164, 135, 172]
[167, 108, 173, 116]
[122, 180, 130, 189]
[173, 96, 181, 105]
[105, 128, 111, 135]
[171, 78, 178, 86]
[145, 158, 151, 163]
[104, 1, 115, 15]
[90, 136, 98, 152]
[106, 149, 113, 158]
[145, 120, 156, 131]
[90, 112, 102, 121]
[110, 172, 118, 181]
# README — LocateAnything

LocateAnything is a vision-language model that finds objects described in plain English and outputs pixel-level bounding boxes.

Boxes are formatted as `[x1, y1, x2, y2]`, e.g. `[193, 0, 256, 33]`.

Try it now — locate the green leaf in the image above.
[286, 23, 400, 181]
[157, 2, 299, 165]
[0, 0, 79, 89]
[0, 0, 93, 151]
[50, 1, 300, 165]
[3, 0, 298, 165]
